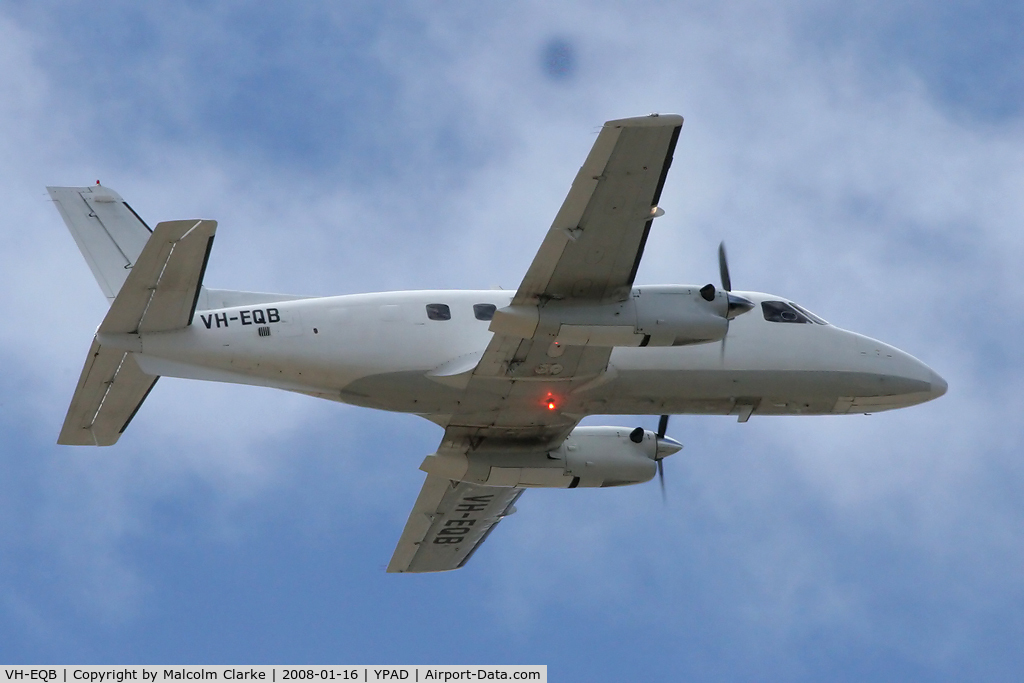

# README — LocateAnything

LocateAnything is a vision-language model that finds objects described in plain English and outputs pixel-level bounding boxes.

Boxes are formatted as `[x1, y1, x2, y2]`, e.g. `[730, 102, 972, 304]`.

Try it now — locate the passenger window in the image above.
[473, 303, 496, 321]
[425, 303, 451, 321]
[761, 301, 811, 324]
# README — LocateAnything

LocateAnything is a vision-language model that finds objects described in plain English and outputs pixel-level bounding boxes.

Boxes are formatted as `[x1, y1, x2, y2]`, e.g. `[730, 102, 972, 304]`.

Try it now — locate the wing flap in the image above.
[387, 474, 523, 573]
[58, 339, 158, 446]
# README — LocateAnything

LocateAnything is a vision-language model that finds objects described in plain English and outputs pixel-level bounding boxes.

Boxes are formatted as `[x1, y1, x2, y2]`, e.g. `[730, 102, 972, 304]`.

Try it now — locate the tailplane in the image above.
[59, 340, 159, 446]
[48, 184, 153, 303]
[51, 184, 309, 445]
[54, 188, 218, 445]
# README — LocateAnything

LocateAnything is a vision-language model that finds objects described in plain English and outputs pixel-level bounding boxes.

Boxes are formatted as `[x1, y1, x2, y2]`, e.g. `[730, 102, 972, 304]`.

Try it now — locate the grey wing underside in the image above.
[387, 475, 523, 573]
[459, 114, 684, 441]
[511, 113, 683, 306]
[390, 115, 684, 572]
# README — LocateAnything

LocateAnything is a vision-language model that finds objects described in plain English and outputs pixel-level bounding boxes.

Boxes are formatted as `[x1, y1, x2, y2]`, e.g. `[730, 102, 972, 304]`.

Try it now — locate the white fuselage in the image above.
[124, 288, 946, 422]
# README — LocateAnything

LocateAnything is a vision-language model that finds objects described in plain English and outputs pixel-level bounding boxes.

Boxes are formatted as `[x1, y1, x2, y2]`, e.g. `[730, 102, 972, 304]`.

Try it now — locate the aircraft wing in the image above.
[467, 114, 684, 440]
[388, 474, 523, 573]
[389, 115, 683, 572]
[511, 113, 682, 306]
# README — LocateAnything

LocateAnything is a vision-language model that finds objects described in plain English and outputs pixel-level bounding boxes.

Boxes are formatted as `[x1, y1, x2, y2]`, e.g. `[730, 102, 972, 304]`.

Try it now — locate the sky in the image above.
[1, 1, 1023, 679]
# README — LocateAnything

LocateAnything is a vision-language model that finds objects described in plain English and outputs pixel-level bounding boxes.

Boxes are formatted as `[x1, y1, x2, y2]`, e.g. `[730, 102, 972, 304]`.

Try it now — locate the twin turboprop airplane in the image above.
[50, 114, 946, 573]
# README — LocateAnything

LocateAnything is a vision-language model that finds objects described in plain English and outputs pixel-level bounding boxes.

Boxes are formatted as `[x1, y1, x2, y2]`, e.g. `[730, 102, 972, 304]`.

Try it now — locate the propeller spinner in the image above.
[655, 414, 682, 500]
[698, 243, 754, 318]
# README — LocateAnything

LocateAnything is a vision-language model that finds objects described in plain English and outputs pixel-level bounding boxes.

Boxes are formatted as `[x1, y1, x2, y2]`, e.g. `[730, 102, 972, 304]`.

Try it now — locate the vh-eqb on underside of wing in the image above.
[49, 114, 947, 574]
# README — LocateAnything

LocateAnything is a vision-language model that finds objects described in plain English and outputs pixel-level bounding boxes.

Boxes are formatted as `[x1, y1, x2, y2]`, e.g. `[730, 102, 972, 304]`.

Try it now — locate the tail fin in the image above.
[48, 184, 153, 303]
[54, 190, 218, 444]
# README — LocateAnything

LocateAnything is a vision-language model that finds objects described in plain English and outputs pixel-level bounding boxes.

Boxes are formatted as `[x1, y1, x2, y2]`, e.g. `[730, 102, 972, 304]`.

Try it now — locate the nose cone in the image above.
[850, 333, 947, 410]
[929, 369, 948, 399]
[895, 355, 948, 407]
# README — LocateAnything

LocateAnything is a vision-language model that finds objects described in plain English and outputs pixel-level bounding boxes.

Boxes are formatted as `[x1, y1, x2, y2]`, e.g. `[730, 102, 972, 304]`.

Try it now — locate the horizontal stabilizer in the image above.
[388, 473, 523, 573]
[48, 185, 153, 302]
[100, 219, 217, 334]
[59, 217, 216, 446]
[58, 338, 158, 446]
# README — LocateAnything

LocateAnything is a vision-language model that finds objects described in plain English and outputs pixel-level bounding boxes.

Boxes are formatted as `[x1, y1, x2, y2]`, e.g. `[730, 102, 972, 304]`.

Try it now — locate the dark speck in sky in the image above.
[542, 38, 576, 80]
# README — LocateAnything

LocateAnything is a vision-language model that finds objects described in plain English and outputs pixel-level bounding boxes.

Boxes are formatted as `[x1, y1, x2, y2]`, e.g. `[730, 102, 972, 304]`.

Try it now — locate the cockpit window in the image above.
[762, 301, 812, 324]
[425, 303, 451, 321]
[790, 303, 828, 325]
[473, 303, 496, 321]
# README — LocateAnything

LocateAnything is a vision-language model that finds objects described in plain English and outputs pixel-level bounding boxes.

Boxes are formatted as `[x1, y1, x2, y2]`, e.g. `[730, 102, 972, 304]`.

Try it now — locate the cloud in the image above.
[0, 1, 1022, 677]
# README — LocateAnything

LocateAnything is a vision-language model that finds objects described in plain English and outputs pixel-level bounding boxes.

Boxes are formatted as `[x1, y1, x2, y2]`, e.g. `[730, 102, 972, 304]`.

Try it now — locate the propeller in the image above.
[654, 414, 683, 501]
[657, 414, 670, 500]
[718, 242, 732, 293]
[701, 242, 755, 363]
[630, 416, 681, 500]
[718, 241, 753, 318]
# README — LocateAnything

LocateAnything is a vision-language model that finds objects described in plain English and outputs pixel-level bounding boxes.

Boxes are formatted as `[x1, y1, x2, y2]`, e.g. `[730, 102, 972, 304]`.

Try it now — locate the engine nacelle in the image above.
[629, 285, 729, 346]
[420, 426, 676, 489]
[490, 285, 730, 348]
[554, 426, 660, 487]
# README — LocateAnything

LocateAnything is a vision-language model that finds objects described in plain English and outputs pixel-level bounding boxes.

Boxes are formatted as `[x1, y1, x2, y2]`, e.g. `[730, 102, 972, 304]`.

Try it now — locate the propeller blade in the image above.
[657, 414, 671, 503]
[658, 459, 666, 502]
[718, 241, 732, 292]
[716, 242, 753, 352]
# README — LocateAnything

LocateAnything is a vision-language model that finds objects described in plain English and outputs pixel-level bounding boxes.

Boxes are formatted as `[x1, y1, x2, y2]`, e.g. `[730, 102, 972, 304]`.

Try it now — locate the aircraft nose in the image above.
[854, 333, 947, 406]
[929, 369, 948, 399]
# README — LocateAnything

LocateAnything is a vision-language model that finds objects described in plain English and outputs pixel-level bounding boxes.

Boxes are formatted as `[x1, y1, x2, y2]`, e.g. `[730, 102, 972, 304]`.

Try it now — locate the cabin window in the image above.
[761, 301, 812, 324]
[473, 303, 497, 321]
[425, 303, 451, 321]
